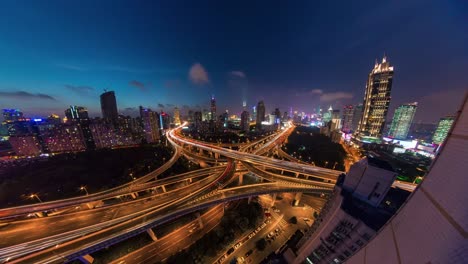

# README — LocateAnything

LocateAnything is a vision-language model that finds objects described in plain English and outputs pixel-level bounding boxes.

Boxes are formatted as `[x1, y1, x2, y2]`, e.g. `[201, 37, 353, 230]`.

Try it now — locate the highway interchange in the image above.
[0, 123, 349, 263]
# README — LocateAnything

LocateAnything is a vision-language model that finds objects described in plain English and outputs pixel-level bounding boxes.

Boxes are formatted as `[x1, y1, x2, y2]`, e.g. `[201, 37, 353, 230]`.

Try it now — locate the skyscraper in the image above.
[2, 109, 24, 122]
[100, 91, 118, 120]
[210, 95, 216, 121]
[432, 116, 455, 144]
[331, 109, 341, 131]
[388, 102, 417, 139]
[139, 106, 160, 143]
[256, 101, 266, 128]
[64, 106, 89, 122]
[341, 105, 354, 133]
[240, 110, 250, 131]
[351, 104, 364, 133]
[173, 107, 181, 125]
[356, 56, 394, 138]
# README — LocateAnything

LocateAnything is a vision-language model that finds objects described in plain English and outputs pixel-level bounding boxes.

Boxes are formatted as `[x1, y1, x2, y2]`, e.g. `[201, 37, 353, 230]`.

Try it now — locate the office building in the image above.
[100, 90, 119, 120]
[351, 104, 363, 133]
[64, 106, 89, 122]
[388, 102, 417, 139]
[173, 107, 181, 125]
[331, 109, 341, 131]
[322, 106, 333, 124]
[432, 116, 455, 144]
[256, 101, 266, 128]
[210, 95, 216, 121]
[2, 109, 24, 122]
[356, 56, 394, 138]
[240, 110, 250, 131]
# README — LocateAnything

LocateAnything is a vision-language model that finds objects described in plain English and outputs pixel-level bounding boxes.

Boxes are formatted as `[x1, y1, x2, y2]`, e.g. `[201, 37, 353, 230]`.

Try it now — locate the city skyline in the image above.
[0, 1, 467, 122]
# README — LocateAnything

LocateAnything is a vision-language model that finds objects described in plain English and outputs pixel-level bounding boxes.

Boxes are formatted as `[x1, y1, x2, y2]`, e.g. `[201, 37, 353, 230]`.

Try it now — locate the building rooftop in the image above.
[367, 156, 395, 172]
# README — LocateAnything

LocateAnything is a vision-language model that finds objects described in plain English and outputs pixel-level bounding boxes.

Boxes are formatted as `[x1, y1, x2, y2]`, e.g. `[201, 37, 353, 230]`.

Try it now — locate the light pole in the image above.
[30, 194, 43, 203]
[80, 186, 89, 196]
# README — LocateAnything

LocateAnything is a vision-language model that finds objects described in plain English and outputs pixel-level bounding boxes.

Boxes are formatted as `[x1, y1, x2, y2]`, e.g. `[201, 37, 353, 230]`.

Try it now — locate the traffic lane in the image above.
[0, 175, 218, 248]
[114, 205, 224, 264]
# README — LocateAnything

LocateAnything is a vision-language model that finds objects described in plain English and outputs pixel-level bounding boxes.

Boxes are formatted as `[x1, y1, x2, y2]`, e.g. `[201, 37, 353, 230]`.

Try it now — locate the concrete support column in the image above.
[196, 212, 204, 229]
[293, 192, 303, 206]
[130, 192, 139, 199]
[146, 228, 158, 241]
[78, 255, 94, 264]
[161, 185, 167, 193]
[281, 170, 284, 175]
[199, 148, 203, 155]
[238, 173, 244, 185]
[188, 178, 193, 184]
[295, 172, 300, 178]
[215, 153, 220, 159]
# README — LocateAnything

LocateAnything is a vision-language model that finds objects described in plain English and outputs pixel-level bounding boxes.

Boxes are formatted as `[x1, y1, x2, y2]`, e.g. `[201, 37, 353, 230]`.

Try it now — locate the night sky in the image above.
[0, 0, 467, 122]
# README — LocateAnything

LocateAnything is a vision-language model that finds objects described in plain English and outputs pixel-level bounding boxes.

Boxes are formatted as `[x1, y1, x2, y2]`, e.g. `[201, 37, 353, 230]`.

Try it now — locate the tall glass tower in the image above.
[388, 102, 417, 139]
[432, 116, 455, 144]
[100, 91, 118, 120]
[357, 56, 394, 138]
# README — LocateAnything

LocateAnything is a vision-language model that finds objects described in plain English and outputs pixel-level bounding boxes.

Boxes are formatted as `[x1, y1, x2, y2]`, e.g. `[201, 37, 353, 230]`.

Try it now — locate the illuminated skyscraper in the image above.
[357, 56, 394, 138]
[256, 101, 265, 128]
[139, 106, 160, 143]
[351, 104, 363, 133]
[210, 95, 216, 121]
[100, 90, 118, 120]
[432, 116, 455, 144]
[2, 109, 24, 122]
[64, 106, 89, 122]
[388, 102, 417, 139]
[173, 107, 181, 125]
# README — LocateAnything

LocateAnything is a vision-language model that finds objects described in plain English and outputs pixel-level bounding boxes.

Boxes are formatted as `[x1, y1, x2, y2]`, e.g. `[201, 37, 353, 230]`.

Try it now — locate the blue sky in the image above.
[0, 0, 467, 122]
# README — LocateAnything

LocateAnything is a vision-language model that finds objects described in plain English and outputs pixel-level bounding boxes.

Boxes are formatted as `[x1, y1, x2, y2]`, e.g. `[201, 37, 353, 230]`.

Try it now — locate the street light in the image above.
[29, 194, 43, 203]
[80, 186, 89, 196]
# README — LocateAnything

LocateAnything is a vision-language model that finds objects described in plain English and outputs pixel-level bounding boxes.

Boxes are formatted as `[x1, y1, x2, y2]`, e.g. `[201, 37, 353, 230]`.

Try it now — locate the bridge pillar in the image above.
[281, 170, 284, 175]
[238, 173, 244, 185]
[187, 178, 193, 184]
[293, 192, 303, 206]
[34, 212, 45, 218]
[248, 196, 253, 204]
[295, 172, 300, 178]
[146, 228, 158, 241]
[196, 212, 204, 228]
[78, 254, 94, 264]
[215, 153, 220, 159]
[130, 192, 139, 199]
[199, 148, 203, 155]
[161, 185, 167, 193]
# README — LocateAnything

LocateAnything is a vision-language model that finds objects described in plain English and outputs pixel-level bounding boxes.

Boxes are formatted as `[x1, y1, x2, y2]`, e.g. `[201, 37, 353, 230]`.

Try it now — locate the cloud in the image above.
[129, 80, 146, 91]
[65, 84, 94, 95]
[55, 63, 87, 71]
[189, 63, 209, 85]
[0, 91, 56, 101]
[157, 103, 165, 108]
[230, 71, 246, 78]
[297, 89, 354, 102]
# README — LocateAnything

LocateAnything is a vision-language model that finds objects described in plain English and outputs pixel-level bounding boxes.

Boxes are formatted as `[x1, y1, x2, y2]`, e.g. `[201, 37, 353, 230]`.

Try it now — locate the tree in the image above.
[289, 216, 298, 224]
[256, 238, 267, 251]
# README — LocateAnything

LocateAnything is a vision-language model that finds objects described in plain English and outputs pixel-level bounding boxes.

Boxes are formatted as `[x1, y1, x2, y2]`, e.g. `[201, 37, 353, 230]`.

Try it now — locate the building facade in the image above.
[256, 101, 266, 128]
[388, 102, 417, 139]
[356, 56, 394, 138]
[100, 91, 119, 120]
[341, 105, 354, 134]
[432, 116, 455, 144]
[240, 110, 250, 131]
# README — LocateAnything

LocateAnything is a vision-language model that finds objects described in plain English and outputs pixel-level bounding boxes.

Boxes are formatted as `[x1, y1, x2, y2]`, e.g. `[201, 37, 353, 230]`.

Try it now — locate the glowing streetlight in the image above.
[29, 194, 43, 203]
[80, 186, 89, 195]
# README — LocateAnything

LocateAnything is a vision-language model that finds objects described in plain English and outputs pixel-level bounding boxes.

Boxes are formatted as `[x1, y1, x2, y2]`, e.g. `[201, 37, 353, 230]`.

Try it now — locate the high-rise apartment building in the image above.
[256, 101, 266, 129]
[331, 109, 341, 131]
[64, 106, 95, 150]
[356, 56, 394, 138]
[100, 91, 118, 120]
[388, 102, 417, 139]
[139, 106, 160, 143]
[432, 116, 455, 144]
